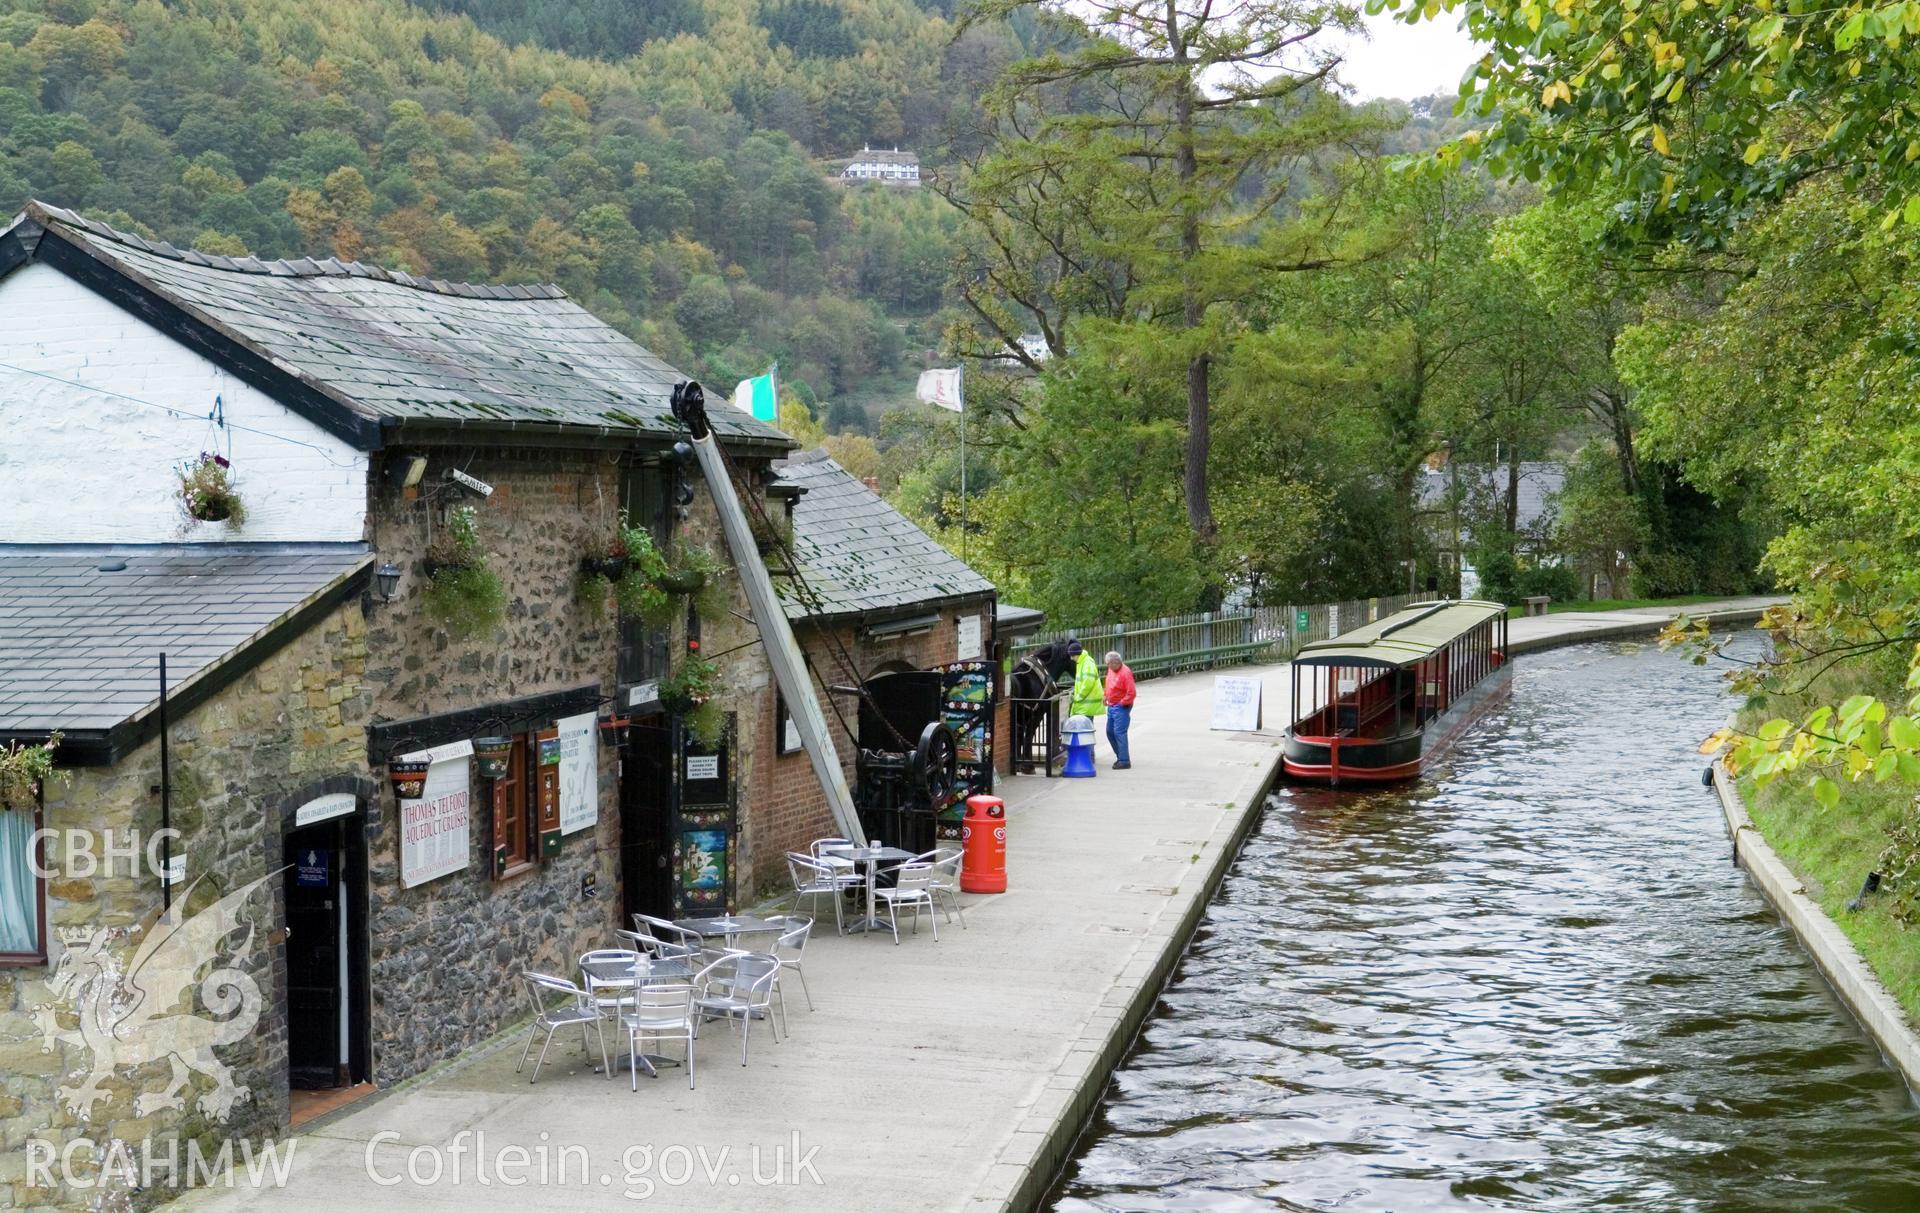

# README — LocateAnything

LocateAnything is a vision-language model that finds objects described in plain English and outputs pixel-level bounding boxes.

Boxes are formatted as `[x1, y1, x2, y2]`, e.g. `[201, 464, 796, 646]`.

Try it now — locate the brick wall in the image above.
[744, 600, 997, 895]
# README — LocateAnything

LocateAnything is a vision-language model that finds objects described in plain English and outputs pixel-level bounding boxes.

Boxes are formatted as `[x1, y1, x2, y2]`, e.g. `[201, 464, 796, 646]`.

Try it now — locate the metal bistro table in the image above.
[672, 913, 782, 949]
[581, 953, 694, 1076]
[841, 845, 917, 934]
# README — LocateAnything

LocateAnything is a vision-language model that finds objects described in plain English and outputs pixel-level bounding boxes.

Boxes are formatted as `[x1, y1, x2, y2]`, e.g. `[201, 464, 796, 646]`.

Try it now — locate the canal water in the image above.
[1052, 637, 1920, 1212]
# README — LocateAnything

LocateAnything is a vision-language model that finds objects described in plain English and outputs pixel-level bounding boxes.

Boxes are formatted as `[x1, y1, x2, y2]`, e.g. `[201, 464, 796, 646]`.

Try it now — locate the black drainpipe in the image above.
[158, 652, 171, 910]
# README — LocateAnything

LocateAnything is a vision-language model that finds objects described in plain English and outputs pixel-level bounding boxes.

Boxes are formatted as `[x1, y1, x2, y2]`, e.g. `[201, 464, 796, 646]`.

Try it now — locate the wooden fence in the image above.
[1009, 593, 1423, 681]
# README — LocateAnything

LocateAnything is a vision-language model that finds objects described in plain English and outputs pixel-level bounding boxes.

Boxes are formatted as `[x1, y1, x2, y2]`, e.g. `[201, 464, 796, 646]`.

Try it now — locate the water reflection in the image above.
[1053, 636, 1920, 1212]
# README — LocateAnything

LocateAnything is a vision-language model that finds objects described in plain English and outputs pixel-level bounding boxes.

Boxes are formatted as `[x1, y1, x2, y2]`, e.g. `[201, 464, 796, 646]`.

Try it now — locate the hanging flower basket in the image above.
[659, 687, 697, 717]
[599, 716, 631, 748]
[178, 452, 247, 529]
[655, 567, 708, 595]
[388, 758, 431, 801]
[1, 734, 66, 810]
[471, 736, 513, 780]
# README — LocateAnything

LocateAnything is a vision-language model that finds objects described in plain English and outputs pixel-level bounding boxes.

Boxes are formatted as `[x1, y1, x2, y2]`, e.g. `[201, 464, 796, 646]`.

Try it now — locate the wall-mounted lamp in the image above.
[375, 562, 402, 602]
[389, 454, 428, 492]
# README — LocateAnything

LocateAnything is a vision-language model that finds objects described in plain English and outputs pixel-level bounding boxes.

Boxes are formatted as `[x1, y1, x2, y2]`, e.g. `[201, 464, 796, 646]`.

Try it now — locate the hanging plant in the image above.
[658, 651, 724, 747]
[623, 543, 728, 628]
[423, 504, 507, 638]
[612, 512, 673, 625]
[0, 733, 66, 809]
[178, 452, 247, 529]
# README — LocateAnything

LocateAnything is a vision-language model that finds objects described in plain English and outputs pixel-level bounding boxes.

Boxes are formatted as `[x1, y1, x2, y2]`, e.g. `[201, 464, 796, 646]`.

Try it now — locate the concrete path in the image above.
[176, 596, 1779, 1213]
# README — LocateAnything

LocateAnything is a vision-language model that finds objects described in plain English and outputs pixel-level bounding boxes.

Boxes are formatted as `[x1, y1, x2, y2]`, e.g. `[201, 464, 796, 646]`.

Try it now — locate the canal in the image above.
[1052, 637, 1920, 1211]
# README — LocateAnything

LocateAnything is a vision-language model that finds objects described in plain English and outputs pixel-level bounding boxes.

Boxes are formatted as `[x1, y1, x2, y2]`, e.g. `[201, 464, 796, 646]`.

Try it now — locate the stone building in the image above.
[748, 452, 1040, 889]
[0, 201, 980, 1209]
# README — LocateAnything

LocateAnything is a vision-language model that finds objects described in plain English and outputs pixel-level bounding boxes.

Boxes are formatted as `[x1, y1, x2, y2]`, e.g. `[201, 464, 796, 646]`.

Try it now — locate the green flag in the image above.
[732, 368, 778, 422]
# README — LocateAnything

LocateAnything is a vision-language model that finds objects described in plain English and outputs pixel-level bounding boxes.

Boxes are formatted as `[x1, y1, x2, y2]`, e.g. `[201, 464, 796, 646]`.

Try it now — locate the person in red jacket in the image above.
[1103, 650, 1136, 769]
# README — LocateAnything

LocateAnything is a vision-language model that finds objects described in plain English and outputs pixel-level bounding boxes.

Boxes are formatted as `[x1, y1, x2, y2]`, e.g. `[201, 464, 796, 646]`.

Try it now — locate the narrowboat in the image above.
[1283, 599, 1511, 784]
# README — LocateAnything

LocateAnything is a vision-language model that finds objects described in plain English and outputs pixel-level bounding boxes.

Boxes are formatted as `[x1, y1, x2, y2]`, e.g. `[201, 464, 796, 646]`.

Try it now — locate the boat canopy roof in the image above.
[1293, 600, 1506, 670]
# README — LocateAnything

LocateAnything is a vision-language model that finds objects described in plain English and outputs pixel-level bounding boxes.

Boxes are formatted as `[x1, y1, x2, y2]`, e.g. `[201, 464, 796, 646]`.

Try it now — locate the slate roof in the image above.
[0, 546, 371, 746]
[775, 453, 993, 622]
[1418, 461, 1566, 534]
[1, 201, 789, 450]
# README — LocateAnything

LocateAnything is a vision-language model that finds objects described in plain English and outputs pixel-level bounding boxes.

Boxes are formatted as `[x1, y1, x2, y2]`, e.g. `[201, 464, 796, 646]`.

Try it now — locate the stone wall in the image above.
[357, 445, 780, 1081]
[1, 599, 369, 1212]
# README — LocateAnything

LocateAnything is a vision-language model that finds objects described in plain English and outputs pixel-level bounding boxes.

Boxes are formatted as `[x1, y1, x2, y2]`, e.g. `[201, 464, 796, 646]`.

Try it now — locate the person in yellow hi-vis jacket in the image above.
[1069, 640, 1104, 721]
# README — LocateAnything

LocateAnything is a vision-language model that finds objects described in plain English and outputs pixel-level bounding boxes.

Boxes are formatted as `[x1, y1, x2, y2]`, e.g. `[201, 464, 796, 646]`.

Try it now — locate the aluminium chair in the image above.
[516, 972, 610, 1084]
[873, 862, 939, 944]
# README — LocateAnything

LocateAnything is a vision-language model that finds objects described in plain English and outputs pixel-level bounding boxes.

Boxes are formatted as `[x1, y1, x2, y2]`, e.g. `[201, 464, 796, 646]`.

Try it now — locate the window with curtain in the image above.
[0, 803, 44, 962]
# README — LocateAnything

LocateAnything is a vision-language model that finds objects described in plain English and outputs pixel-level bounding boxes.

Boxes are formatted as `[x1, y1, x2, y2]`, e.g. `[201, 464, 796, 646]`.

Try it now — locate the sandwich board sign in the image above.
[1210, 675, 1263, 732]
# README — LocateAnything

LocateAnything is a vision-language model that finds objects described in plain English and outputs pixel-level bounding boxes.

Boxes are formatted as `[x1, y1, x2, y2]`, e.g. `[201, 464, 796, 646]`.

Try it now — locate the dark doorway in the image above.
[282, 811, 368, 1091]
[621, 713, 675, 924]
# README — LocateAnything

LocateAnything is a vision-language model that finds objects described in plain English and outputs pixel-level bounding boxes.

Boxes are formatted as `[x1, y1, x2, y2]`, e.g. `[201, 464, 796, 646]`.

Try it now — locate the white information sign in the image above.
[686, 754, 720, 781]
[557, 712, 598, 836]
[956, 614, 983, 661]
[294, 792, 356, 827]
[400, 755, 471, 888]
[1328, 604, 1341, 640]
[1210, 675, 1264, 732]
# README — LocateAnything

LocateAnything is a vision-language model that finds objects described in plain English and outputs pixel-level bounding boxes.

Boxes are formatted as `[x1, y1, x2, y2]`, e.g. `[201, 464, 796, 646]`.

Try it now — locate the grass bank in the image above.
[1504, 594, 1724, 619]
[1736, 658, 1920, 1026]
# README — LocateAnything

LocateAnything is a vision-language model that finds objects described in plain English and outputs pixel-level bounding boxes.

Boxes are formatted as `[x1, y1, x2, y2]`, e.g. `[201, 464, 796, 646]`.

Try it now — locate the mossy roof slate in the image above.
[5, 201, 788, 448]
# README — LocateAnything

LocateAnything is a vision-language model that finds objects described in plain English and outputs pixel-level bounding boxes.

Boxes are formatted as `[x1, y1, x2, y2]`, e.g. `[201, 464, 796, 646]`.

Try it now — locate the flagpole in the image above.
[958, 362, 967, 563]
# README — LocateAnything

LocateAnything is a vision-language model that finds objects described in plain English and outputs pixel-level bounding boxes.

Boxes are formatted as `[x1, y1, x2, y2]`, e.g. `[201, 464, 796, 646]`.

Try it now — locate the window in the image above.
[775, 692, 802, 755]
[0, 800, 46, 964]
[490, 736, 534, 877]
[619, 465, 673, 685]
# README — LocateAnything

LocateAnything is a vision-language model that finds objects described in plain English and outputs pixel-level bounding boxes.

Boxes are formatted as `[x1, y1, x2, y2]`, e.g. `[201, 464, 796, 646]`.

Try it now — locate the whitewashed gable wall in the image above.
[0, 263, 369, 544]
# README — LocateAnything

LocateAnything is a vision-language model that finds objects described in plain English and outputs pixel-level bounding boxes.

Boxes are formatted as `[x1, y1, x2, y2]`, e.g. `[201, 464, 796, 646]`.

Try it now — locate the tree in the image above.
[1376, 0, 1920, 242]
[957, 0, 1387, 560]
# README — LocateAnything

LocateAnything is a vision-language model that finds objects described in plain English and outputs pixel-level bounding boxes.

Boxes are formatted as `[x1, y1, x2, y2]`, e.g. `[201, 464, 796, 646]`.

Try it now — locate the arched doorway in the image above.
[278, 779, 372, 1101]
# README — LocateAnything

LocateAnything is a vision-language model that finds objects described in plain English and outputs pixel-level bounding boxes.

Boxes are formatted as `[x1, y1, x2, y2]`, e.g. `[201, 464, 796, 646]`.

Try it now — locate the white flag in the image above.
[916, 367, 963, 412]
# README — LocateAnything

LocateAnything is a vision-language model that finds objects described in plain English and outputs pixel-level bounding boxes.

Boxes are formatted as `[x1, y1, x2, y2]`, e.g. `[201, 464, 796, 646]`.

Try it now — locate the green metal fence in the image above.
[1010, 593, 1422, 680]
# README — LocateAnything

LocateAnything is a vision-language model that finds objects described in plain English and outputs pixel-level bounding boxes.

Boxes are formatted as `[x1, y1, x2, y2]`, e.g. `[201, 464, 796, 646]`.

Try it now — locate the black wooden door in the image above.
[621, 714, 676, 923]
[283, 819, 343, 1090]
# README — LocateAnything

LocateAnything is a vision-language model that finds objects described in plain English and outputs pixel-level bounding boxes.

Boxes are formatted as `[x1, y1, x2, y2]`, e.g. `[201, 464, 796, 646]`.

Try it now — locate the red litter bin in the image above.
[961, 794, 1007, 893]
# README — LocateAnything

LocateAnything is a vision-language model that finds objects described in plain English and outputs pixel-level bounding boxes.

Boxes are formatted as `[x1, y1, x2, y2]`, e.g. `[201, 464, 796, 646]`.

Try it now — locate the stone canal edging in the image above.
[976, 747, 1284, 1213]
[1711, 762, 1920, 1100]
[1506, 603, 1775, 657]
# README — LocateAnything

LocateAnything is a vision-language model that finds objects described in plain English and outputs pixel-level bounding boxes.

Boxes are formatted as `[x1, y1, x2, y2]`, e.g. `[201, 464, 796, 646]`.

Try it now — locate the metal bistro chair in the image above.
[580, 948, 646, 1021]
[634, 913, 704, 966]
[786, 851, 854, 934]
[811, 837, 859, 872]
[873, 862, 939, 944]
[516, 972, 610, 1083]
[763, 914, 814, 1028]
[623, 981, 698, 1091]
[693, 952, 782, 1066]
[915, 846, 968, 929]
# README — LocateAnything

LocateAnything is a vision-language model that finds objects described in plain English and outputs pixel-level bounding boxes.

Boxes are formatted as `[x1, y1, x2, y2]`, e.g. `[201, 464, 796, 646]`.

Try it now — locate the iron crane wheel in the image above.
[908, 720, 959, 815]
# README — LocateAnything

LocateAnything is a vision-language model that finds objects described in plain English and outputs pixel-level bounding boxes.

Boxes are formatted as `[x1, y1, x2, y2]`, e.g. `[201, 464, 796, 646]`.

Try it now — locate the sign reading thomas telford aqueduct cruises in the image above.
[557, 711, 597, 836]
[400, 739, 473, 888]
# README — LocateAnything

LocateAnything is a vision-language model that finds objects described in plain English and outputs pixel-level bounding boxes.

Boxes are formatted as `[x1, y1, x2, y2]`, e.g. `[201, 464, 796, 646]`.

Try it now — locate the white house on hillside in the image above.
[841, 146, 920, 184]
